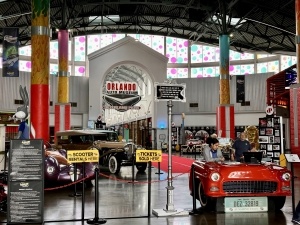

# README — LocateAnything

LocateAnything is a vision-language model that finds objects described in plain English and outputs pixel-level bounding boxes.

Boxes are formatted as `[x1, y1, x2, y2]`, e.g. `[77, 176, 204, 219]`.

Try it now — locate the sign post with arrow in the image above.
[152, 81, 188, 217]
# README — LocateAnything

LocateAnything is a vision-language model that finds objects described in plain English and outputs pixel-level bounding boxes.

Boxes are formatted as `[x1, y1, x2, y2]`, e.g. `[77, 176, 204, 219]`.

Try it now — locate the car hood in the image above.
[195, 161, 288, 180]
[94, 141, 125, 149]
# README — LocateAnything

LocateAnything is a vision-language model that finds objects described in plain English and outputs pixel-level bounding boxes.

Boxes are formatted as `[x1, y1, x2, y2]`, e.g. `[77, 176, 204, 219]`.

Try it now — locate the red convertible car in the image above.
[189, 160, 292, 212]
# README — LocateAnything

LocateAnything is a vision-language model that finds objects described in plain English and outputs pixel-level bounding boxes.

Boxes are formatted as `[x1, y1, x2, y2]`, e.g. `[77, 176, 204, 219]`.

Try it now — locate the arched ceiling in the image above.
[0, 0, 296, 54]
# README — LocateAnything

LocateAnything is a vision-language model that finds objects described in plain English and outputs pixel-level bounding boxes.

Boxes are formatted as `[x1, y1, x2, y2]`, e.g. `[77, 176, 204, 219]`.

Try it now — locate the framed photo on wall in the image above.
[274, 137, 281, 143]
[265, 128, 273, 135]
[274, 151, 281, 157]
[259, 136, 269, 143]
[259, 128, 265, 135]
[273, 145, 280, 151]
[269, 136, 274, 143]
[260, 144, 267, 150]
[267, 144, 273, 151]
[274, 130, 280, 137]
[267, 118, 273, 127]
[259, 118, 267, 127]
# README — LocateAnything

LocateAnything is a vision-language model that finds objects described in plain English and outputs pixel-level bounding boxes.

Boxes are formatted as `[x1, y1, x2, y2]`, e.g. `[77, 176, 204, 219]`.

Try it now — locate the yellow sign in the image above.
[67, 150, 99, 163]
[136, 150, 162, 162]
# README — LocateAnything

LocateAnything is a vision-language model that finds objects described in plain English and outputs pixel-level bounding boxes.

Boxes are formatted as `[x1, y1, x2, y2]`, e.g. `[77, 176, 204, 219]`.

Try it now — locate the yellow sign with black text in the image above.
[67, 150, 99, 163]
[136, 150, 162, 162]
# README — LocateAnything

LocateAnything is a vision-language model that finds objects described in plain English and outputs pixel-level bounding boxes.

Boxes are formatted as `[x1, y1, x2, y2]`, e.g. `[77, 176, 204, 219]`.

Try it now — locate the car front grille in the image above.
[223, 181, 277, 193]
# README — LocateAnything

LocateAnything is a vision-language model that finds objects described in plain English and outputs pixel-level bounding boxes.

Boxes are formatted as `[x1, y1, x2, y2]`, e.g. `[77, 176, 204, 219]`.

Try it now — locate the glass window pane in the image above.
[19, 60, 31, 72]
[167, 68, 188, 78]
[257, 62, 268, 73]
[240, 52, 254, 60]
[166, 37, 188, 63]
[229, 65, 241, 75]
[87, 35, 101, 54]
[191, 44, 202, 63]
[203, 67, 215, 77]
[230, 50, 241, 61]
[50, 41, 58, 59]
[74, 36, 86, 61]
[191, 67, 203, 78]
[257, 54, 268, 59]
[241, 64, 254, 74]
[151, 35, 164, 55]
[74, 66, 86, 76]
[281, 55, 292, 70]
[19, 46, 31, 56]
[268, 61, 279, 73]
[203, 45, 216, 62]
[50, 63, 58, 75]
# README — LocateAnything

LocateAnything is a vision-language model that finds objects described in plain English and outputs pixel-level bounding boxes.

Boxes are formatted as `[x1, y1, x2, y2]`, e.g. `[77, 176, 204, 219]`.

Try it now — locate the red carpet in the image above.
[152, 154, 194, 173]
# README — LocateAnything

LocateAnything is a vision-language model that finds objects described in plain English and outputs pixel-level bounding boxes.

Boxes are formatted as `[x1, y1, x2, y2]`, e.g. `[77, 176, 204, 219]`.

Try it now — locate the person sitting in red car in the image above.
[203, 138, 225, 162]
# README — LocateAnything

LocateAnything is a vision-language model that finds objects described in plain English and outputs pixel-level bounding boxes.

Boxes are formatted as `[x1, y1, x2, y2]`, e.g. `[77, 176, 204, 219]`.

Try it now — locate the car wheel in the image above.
[198, 181, 216, 211]
[136, 163, 147, 172]
[108, 156, 121, 174]
[268, 196, 286, 211]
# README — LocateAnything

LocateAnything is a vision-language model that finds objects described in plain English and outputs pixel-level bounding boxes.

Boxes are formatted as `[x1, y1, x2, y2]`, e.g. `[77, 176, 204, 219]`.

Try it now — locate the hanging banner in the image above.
[236, 75, 245, 103]
[2, 27, 19, 77]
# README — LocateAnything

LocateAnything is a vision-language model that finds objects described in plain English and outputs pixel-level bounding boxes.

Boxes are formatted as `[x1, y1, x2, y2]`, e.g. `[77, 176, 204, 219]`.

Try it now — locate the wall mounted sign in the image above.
[154, 83, 186, 102]
[103, 81, 141, 112]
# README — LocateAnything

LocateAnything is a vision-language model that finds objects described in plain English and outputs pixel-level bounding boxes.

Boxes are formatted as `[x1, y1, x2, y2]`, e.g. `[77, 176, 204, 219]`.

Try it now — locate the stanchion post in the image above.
[155, 162, 163, 175]
[82, 163, 85, 220]
[148, 161, 152, 217]
[189, 164, 200, 215]
[69, 163, 82, 197]
[87, 167, 107, 225]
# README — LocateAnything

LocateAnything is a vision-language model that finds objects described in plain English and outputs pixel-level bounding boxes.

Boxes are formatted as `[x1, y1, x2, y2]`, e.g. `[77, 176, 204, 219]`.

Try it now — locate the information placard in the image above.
[8, 139, 44, 224]
[136, 150, 162, 162]
[154, 83, 186, 102]
[67, 149, 99, 163]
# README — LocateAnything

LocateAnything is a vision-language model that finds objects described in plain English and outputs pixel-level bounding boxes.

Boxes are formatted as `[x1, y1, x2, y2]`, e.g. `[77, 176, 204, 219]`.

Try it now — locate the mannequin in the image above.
[12, 85, 29, 139]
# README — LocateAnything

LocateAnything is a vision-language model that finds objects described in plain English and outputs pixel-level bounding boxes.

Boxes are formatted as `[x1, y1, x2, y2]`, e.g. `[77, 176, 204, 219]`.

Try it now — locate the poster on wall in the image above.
[236, 75, 245, 103]
[2, 27, 19, 77]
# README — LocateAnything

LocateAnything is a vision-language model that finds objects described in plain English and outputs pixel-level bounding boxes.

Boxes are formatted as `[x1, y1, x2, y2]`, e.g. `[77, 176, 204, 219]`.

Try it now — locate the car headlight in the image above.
[282, 173, 291, 181]
[210, 172, 220, 181]
[47, 166, 55, 174]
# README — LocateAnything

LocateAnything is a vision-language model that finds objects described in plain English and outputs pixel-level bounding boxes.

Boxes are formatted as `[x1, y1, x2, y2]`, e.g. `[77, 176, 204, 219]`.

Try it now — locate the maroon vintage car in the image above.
[189, 160, 292, 212]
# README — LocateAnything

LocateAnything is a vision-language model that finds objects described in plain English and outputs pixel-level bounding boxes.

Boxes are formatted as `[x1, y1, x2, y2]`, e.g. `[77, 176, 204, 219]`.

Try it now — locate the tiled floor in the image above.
[0, 154, 299, 225]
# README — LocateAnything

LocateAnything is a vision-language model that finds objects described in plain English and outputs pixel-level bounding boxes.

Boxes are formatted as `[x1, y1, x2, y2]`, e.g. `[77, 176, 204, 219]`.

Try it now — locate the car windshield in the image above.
[94, 132, 118, 142]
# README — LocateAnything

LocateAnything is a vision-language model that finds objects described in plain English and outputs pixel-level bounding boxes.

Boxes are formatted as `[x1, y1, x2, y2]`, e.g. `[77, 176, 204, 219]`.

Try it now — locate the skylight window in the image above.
[89, 15, 120, 25]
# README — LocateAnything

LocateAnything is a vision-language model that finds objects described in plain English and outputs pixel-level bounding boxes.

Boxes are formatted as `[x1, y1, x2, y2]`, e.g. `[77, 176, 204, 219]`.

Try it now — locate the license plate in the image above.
[224, 197, 268, 212]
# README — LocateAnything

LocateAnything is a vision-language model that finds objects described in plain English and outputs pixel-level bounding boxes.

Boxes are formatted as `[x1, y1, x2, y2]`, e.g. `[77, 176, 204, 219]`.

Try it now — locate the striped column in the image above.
[55, 29, 70, 132]
[216, 105, 235, 139]
[219, 34, 230, 105]
[55, 104, 71, 133]
[289, 86, 300, 154]
[217, 34, 235, 139]
[30, 0, 50, 141]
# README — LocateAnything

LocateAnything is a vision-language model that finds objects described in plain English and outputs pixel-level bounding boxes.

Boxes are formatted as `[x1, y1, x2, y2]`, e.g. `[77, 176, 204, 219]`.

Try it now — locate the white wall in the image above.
[172, 112, 266, 127]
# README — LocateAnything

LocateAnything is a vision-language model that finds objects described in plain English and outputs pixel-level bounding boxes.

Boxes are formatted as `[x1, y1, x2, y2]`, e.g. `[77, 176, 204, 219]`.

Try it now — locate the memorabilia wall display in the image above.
[258, 116, 284, 164]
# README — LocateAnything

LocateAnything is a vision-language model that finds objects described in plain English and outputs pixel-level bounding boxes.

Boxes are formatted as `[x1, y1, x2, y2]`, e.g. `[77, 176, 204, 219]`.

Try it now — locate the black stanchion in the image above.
[82, 163, 85, 220]
[69, 163, 82, 197]
[128, 156, 138, 183]
[155, 162, 163, 175]
[189, 164, 200, 215]
[148, 161, 152, 217]
[87, 167, 107, 225]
